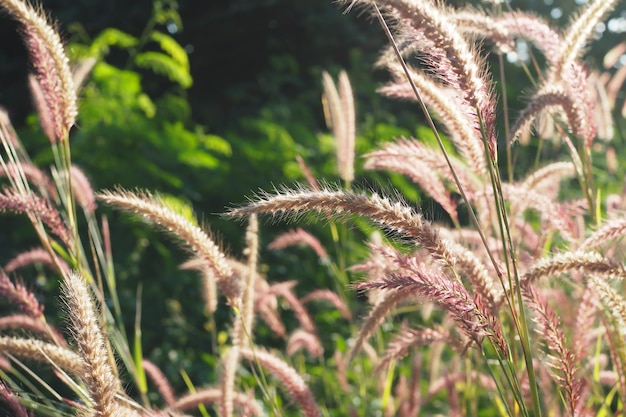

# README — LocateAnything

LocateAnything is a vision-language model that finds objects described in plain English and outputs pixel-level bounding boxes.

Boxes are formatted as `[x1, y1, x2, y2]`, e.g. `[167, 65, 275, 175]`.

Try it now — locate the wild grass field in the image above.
[0, 0, 626, 416]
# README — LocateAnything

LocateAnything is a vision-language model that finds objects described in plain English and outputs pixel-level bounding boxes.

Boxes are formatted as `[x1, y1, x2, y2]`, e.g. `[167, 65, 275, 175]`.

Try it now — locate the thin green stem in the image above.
[371, 2, 502, 280]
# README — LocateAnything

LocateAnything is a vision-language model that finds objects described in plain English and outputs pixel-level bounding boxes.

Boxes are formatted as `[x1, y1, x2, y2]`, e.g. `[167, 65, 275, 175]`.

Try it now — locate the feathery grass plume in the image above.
[0, 272, 44, 318]
[423, 371, 498, 404]
[587, 275, 626, 403]
[62, 271, 123, 417]
[394, 355, 421, 417]
[268, 228, 329, 262]
[0, 188, 71, 247]
[510, 87, 591, 145]
[0, 314, 65, 345]
[365, 150, 459, 223]
[364, 138, 480, 201]
[0, 108, 21, 149]
[240, 214, 259, 345]
[254, 284, 286, 337]
[450, 9, 514, 53]
[555, 0, 621, 75]
[269, 281, 317, 335]
[0, 0, 76, 142]
[295, 155, 320, 192]
[0, 336, 84, 375]
[573, 286, 597, 363]
[179, 257, 218, 314]
[286, 329, 323, 357]
[519, 162, 576, 197]
[70, 166, 97, 214]
[604, 41, 626, 68]
[579, 219, 626, 251]
[4, 247, 70, 275]
[589, 72, 614, 142]
[492, 12, 561, 62]
[141, 360, 176, 407]
[301, 289, 352, 320]
[173, 388, 261, 416]
[72, 57, 97, 92]
[376, 323, 448, 372]
[377, 63, 486, 175]
[562, 62, 597, 148]
[239, 347, 320, 417]
[229, 187, 459, 267]
[98, 188, 232, 283]
[350, 0, 497, 158]
[222, 215, 259, 417]
[220, 347, 240, 417]
[604, 61, 626, 109]
[28, 74, 55, 143]
[444, 239, 501, 309]
[523, 285, 585, 415]
[348, 289, 413, 361]
[502, 184, 578, 242]
[521, 251, 626, 285]
[322, 70, 355, 184]
[356, 259, 507, 355]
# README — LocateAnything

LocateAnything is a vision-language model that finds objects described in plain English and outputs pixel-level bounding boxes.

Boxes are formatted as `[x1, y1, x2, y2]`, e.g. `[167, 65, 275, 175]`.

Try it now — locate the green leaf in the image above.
[137, 93, 156, 118]
[135, 51, 193, 88]
[90, 28, 138, 57]
[154, 7, 183, 29]
[197, 131, 232, 157]
[149, 31, 189, 70]
[179, 150, 220, 169]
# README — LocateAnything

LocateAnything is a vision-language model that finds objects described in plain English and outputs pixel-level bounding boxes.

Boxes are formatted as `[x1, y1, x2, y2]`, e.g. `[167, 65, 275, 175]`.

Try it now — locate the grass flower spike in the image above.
[0, 0, 76, 142]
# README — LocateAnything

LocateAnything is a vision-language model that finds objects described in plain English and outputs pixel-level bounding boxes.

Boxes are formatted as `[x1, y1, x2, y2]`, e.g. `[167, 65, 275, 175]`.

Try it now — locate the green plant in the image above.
[0, 0, 626, 416]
